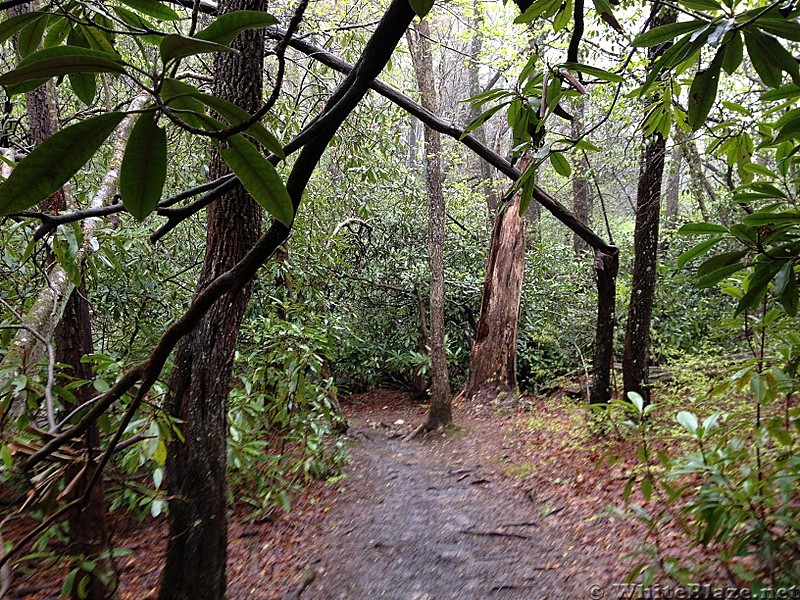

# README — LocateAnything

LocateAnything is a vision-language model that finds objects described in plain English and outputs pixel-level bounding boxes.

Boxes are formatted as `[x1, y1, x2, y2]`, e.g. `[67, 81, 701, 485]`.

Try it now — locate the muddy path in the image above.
[298, 400, 598, 599]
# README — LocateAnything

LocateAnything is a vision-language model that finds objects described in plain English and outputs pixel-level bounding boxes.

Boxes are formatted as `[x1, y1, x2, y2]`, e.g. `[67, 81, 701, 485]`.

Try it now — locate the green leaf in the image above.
[43, 17, 70, 48]
[69, 72, 97, 106]
[195, 10, 278, 46]
[549, 151, 571, 176]
[721, 31, 743, 74]
[159, 34, 236, 65]
[560, 62, 623, 83]
[219, 134, 293, 226]
[632, 19, 705, 47]
[0, 11, 45, 45]
[190, 92, 285, 159]
[742, 210, 800, 227]
[757, 17, 800, 42]
[688, 50, 723, 131]
[461, 102, 509, 139]
[0, 46, 126, 89]
[0, 112, 126, 215]
[775, 261, 798, 316]
[160, 78, 208, 130]
[118, 0, 180, 21]
[744, 29, 799, 88]
[79, 23, 118, 56]
[697, 250, 747, 276]
[677, 237, 724, 271]
[409, 0, 435, 18]
[697, 262, 746, 288]
[735, 261, 783, 315]
[17, 14, 48, 58]
[678, 222, 728, 235]
[514, 0, 560, 23]
[762, 84, 800, 102]
[120, 112, 167, 222]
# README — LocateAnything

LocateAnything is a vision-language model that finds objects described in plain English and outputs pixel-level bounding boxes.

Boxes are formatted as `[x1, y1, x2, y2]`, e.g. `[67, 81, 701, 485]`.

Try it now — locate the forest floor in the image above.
[6, 389, 724, 599]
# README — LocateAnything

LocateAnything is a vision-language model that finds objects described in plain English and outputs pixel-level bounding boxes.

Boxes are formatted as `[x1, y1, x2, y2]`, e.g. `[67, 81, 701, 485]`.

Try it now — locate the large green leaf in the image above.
[17, 14, 48, 58]
[69, 72, 97, 106]
[0, 11, 45, 45]
[159, 35, 236, 64]
[632, 19, 706, 47]
[678, 222, 728, 235]
[160, 78, 208, 130]
[735, 261, 783, 315]
[119, 0, 180, 21]
[0, 112, 126, 215]
[189, 92, 284, 159]
[757, 17, 800, 42]
[742, 211, 800, 227]
[697, 263, 747, 288]
[409, 0, 435, 18]
[697, 250, 747, 276]
[677, 237, 724, 271]
[688, 50, 723, 131]
[120, 112, 167, 222]
[219, 134, 293, 226]
[0, 46, 126, 89]
[561, 62, 624, 83]
[195, 10, 279, 46]
[721, 31, 743, 75]
[549, 151, 571, 176]
[744, 28, 799, 88]
[514, 0, 560, 23]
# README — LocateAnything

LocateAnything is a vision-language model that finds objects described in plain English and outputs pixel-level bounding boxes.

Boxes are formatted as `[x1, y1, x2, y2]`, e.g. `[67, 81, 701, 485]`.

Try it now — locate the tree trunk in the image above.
[622, 3, 676, 405]
[572, 98, 591, 256]
[56, 283, 118, 599]
[158, 0, 264, 596]
[664, 142, 681, 226]
[467, 1, 496, 214]
[590, 249, 618, 404]
[407, 19, 452, 430]
[464, 156, 531, 402]
[677, 129, 713, 220]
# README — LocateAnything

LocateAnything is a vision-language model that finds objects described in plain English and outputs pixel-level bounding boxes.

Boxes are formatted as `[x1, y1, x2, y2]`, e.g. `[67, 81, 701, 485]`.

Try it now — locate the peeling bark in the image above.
[464, 156, 531, 402]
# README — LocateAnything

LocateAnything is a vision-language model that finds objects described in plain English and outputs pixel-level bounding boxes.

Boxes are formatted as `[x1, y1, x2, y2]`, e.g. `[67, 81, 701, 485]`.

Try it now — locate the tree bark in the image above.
[464, 156, 531, 402]
[56, 283, 119, 599]
[407, 19, 452, 430]
[590, 249, 618, 404]
[158, 0, 264, 597]
[572, 98, 591, 256]
[467, 1, 496, 214]
[622, 3, 676, 404]
[677, 129, 713, 220]
[664, 142, 681, 226]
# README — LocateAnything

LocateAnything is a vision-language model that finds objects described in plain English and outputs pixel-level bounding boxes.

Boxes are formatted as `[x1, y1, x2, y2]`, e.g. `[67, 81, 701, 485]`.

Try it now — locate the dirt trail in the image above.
[299, 400, 594, 599]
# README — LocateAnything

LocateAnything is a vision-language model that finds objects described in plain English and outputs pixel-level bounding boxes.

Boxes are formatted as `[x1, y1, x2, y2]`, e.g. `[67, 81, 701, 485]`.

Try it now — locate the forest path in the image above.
[296, 393, 597, 600]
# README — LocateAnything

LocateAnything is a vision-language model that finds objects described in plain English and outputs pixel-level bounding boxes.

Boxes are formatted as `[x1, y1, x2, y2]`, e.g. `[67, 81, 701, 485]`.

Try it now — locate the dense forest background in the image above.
[0, 0, 798, 596]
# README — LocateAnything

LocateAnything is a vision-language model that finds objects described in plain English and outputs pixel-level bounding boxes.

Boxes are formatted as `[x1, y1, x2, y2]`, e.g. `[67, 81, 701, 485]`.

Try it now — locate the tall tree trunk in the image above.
[664, 143, 681, 226]
[158, 0, 264, 596]
[56, 283, 119, 599]
[572, 98, 591, 256]
[407, 19, 452, 430]
[622, 3, 676, 404]
[467, 1, 496, 214]
[464, 156, 531, 402]
[590, 249, 618, 404]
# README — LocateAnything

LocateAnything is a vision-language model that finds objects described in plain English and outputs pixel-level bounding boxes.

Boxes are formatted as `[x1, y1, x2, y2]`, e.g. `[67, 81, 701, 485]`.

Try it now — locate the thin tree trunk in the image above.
[467, 1, 496, 214]
[590, 249, 618, 404]
[664, 143, 681, 226]
[158, 0, 264, 595]
[572, 98, 591, 256]
[677, 129, 713, 220]
[622, 3, 676, 404]
[407, 19, 451, 430]
[56, 283, 118, 599]
[464, 156, 531, 402]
